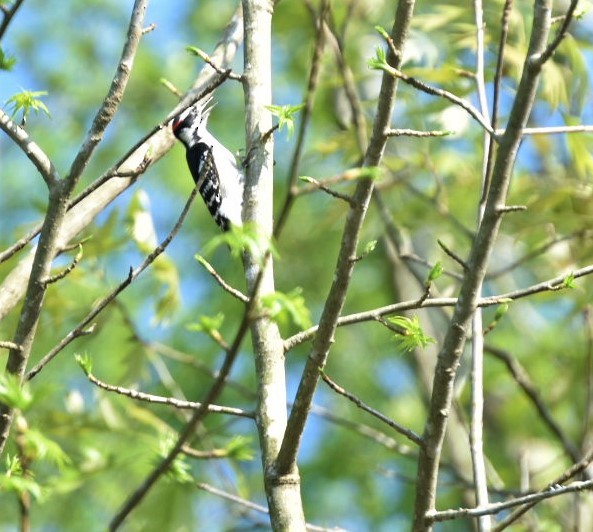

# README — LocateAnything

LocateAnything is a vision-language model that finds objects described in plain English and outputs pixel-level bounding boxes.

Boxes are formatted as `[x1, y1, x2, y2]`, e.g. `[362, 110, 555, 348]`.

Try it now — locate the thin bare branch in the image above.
[487, 344, 581, 463]
[84, 370, 253, 418]
[26, 185, 200, 382]
[487, 228, 593, 279]
[427, 479, 593, 524]
[379, 64, 495, 137]
[274, 0, 330, 238]
[284, 262, 593, 352]
[188, 46, 244, 81]
[276, 0, 417, 476]
[493, 444, 593, 530]
[299, 176, 354, 205]
[386, 128, 451, 137]
[0, 0, 24, 40]
[195, 482, 344, 532]
[67, 0, 148, 187]
[0, 341, 22, 351]
[0, 108, 60, 186]
[537, 0, 579, 65]
[321, 371, 423, 445]
[196, 255, 249, 303]
[108, 260, 264, 530]
[42, 245, 82, 286]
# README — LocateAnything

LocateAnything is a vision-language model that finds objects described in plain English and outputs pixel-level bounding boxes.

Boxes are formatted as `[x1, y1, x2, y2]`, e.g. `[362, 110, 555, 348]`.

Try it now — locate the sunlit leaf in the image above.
[388, 315, 436, 352]
[261, 288, 312, 330]
[5, 89, 51, 122]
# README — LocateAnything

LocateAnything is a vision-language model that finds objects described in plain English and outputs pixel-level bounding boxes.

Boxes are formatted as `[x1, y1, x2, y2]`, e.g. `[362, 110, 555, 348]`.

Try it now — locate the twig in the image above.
[427, 479, 593, 523]
[273, 0, 330, 239]
[275, 0, 417, 477]
[0, 109, 61, 186]
[26, 185, 200, 382]
[470, 2, 493, 527]
[385, 128, 451, 137]
[182, 446, 238, 459]
[321, 371, 423, 445]
[42, 244, 82, 286]
[379, 64, 495, 137]
[322, 3, 368, 152]
[583, 307, 593, 451]
[195, 483, 343, 532]
[497, 124, 593, 136]
[67, 0, 148, 188]
[284, 262, 593, 351]
[0, 0, 24, 40]
[84, 370, 253, 418]
[493, 444, 593, 530]
[142, 23, 156, 35]
[300, 175, 354, 205]
[487, 228, 593, 279]
[188, 46, 244, 81]
[0, 341, 22, 351]
[0, 224, 41, 265]
[196, 255, 249, 303]
[483, 0, 513, 199]
[108, 250, 270, 531]
[537, 0, 580, 65]
[487, 345, 581, 463]
[437, 239, 468, 271]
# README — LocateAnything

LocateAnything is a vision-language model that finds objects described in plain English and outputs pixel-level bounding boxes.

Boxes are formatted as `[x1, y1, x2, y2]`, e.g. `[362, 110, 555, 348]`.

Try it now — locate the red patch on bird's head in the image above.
[172, 116, 183, 133]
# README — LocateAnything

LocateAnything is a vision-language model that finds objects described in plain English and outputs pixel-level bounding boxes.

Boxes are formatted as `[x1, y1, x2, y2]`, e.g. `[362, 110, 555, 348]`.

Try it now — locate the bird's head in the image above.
[171, 96, 216, 146]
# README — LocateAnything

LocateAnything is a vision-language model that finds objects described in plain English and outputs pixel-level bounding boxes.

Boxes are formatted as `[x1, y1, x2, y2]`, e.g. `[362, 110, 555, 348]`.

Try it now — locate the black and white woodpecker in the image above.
[171, 97, 244, 231]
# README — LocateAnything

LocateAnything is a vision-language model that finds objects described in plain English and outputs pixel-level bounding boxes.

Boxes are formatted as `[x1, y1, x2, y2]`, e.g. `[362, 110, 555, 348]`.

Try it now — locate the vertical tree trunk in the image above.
[242, 1, 306, 529]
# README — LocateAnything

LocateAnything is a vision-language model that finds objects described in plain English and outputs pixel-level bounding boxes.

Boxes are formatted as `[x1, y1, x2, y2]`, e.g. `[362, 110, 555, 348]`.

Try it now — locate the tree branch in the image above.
[412, 2, 553, 528]
[84, 369, 253, 418]
[276, 0, 417, 475]
[26, 185, 200, 381]
[321, 371, 423, 445]
[0, 0, 24, 40]
[67, 0, 148, 188]
[427, 479, 593, 524]
[0, 109, 60, 186]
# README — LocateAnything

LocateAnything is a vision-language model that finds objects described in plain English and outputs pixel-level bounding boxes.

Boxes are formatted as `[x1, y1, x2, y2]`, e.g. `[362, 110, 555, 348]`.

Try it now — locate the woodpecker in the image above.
[171, 97, 244, 231]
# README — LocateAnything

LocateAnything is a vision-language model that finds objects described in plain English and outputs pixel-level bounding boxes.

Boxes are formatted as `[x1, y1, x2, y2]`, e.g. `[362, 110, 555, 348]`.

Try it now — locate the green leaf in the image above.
[266, 103, 305, 139]
[0, 46, 16, 71]
[374, 25, 390, 40]
[0, 457, 43, 500]
[225, 436, 254, 461]
[22, 428, 71, 469]
[5, 89, 51, 122]
[368, 46, 388, 71]
[427, 261, 444, 283]
[185, 45, 208, 61]
[158, 433, 193, 484]
[187, 313, 226, 344]
[0, 374, 33, 411]
[363, 240, 377, 256]
[261, 288, 312, 330]
[493, 302, 509, 321]
[562, 272, 575, 289]
[201, 223, 279, 263]
[387, 315, 436, 353]
[187, 313, 225, 334]
[75, 353, 93, 375]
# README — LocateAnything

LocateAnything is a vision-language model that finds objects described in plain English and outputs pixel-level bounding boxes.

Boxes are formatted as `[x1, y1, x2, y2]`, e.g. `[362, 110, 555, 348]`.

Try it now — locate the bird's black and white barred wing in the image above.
[186, 141, 231, 231]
